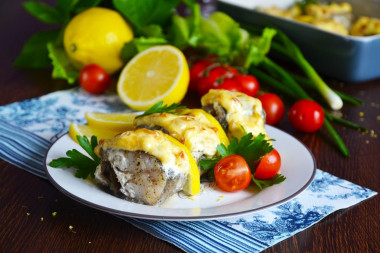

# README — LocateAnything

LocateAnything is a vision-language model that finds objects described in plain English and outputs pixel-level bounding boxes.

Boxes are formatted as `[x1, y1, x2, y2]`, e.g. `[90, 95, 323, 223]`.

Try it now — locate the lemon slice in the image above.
[69, 123, 121, 143]
[165, 135, 200, 196]
[117, 45, 189, 111]
[85, 112, 137, 131]
[185, 109, 230, 147]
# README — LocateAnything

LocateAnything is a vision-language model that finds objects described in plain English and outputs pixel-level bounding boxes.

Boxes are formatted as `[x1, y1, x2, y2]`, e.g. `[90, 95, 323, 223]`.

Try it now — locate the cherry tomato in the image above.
[235, 74, 260, 97]
[217, 77, 242, 92]
[79, 64, 111, 94]
[289, 99, 324, 133]
[258, 93, 285, 125]
[189, 59, 213, 91]
[254, 149, 281, 180]
[196, 65, 238, 95]
[214, 155, 252, 192]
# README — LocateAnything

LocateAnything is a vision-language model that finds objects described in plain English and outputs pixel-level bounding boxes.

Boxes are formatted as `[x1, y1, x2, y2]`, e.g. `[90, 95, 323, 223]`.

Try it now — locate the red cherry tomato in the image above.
[254, 149, 281, 180]
[217, 77, 242, 92]
[79, 64, 111, 94]
[196, 65, 238, 95]
[235, 74, 260, 97]
[258, 93, 285, 125]
[289, 99, 324, 133]
[214, 155, 252, 192]
[189, 59, 213, 91]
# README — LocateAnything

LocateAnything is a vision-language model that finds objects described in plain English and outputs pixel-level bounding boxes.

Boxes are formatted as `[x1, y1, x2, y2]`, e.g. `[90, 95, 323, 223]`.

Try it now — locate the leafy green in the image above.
[196, 12, 242, 58]
[66, 0, 102, 14]
[23, 1, 64, 24]
[141, 25, 166, 38]
[47, 42, 79, 84]
[49, 136, 100, 179]
[168, 1, 201, 49]
[200, 133, 273, 171]
[135, 101, 187, 119]
[15, 0, 102, 75]
[252, 174, 286, 190]
[244, 28, 277, 68]
[14, 30, 61, 68]
[113, 0, 181, 31]
[198, 158, 220, 172]
[121, 37, 168, 62]
[199, 132, 285, 190]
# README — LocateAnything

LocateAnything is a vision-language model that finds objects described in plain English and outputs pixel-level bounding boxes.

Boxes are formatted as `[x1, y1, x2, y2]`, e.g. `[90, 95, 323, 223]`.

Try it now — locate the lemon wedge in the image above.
[165, 135, 200, 196]
[69, 123, 121, 143]
[117, 45, 189, 111]
[85, 112, 137, 131]
[185, 109, 230, 148]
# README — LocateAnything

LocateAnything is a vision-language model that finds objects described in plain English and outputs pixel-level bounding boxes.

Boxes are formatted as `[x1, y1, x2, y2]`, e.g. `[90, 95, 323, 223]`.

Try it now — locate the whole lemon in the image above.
[63, 7, 133, 74]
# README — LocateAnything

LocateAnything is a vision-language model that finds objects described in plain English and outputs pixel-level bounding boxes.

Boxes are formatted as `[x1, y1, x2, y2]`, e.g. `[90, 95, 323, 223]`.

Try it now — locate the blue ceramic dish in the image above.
[217, 0, 380, 82]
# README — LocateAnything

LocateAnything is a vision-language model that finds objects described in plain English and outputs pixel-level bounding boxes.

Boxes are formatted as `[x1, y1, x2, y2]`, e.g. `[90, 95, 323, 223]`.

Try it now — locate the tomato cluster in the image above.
[189, 58, 260, 97]
[214, 150, 282, 192]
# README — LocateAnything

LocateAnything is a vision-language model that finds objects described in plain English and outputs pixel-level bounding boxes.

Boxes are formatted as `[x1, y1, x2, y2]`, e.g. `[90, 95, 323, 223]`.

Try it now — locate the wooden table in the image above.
[1, 1, 379, 252]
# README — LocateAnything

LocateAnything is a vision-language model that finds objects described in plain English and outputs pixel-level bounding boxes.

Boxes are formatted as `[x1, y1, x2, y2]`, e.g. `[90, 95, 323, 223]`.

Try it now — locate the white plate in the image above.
[44, 125, 316, 221]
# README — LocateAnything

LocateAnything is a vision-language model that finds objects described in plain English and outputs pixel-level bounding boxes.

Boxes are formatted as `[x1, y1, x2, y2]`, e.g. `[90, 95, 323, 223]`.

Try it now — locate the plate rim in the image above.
[44, 125, 317, 221]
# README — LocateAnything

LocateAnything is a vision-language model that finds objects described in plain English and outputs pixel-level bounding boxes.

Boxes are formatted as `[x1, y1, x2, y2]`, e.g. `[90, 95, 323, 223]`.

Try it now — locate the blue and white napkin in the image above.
[0, 88, 376, 253]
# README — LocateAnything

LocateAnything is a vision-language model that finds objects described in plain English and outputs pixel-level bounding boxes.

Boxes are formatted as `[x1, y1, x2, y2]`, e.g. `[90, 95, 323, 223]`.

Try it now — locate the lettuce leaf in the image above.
[121, 37, 168, 62]
[47, 42, 79, 84]
[113, 0, 180, 31]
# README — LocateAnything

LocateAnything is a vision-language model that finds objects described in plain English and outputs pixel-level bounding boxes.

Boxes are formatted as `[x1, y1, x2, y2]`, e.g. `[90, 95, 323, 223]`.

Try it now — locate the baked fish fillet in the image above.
[134, 108, 229, 165]
[201, 89, 268, 140]
[94, 128, 200, 206]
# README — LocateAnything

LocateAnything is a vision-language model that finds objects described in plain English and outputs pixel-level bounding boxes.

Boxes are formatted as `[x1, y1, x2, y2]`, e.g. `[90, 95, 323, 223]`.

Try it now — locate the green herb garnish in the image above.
[199, 133, 286, 190]
[135, 101, 187, 119]
[252, 174, 287, 190]
[49, 135, 100, 179]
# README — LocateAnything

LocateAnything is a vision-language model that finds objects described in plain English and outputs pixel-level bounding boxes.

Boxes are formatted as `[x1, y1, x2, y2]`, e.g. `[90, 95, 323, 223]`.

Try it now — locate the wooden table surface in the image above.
[0, 1, 379, 252]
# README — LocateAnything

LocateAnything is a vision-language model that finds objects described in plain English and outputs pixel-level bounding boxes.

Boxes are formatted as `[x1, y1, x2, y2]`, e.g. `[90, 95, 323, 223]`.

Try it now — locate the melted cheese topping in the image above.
[201, 89, 267, 140]
[134, 110, 222, 159]
[98, 129, 190, 174]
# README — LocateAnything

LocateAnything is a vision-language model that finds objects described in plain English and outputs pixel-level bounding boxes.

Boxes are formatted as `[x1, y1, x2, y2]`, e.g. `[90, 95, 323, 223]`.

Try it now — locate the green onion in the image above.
[325, 113, 367, 132]
[323, 119, 350, 157]
[291, 73, 362, 106]
[273, 32, 343, 110]
[249, 67, 298, 99]
[262, 57, 312, 99]
[249, 63, 350, 157]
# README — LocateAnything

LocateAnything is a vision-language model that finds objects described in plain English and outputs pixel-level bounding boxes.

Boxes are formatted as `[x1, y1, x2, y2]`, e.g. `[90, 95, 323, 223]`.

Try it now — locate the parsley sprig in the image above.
[49, 136, 100, 179]
[135, 101, 187, 119]
[199, 132, 286, 190]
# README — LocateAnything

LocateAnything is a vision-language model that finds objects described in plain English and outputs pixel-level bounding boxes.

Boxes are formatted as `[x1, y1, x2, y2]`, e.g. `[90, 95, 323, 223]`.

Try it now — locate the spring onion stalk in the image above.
[249, 66, 351, 156]
[323, 119, 350, 157]
[249, 67, 299, 99]
[262, 58, 312, 100]
[273, 32, 343, 110]
[290, 74, 362, 106]
[325, 113, 367, 132]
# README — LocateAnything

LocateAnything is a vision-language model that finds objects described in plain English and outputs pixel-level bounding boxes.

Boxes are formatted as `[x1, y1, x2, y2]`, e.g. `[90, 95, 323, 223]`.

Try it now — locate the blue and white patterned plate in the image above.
[44, 125, 316, 221]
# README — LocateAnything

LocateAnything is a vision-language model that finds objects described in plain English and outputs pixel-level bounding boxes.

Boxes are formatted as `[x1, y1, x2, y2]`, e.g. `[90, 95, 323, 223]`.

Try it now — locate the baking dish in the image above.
[217, 0, 380, 82]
